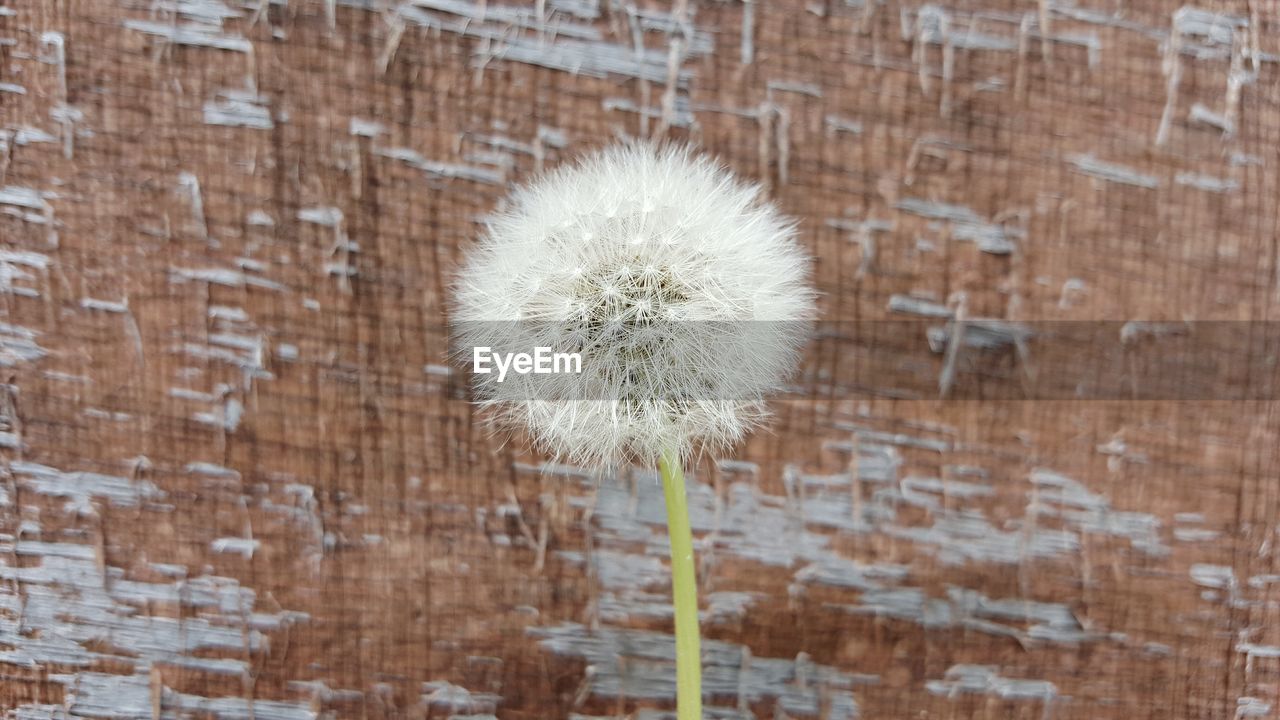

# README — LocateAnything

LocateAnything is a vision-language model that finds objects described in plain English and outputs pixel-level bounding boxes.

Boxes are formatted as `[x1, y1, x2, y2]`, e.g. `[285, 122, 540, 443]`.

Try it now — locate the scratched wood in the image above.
[1, 0, 1279, 718]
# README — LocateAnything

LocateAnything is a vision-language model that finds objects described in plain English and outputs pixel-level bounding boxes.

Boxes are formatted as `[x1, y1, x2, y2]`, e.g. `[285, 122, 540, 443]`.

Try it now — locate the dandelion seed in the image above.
[451, 141, 816, 469]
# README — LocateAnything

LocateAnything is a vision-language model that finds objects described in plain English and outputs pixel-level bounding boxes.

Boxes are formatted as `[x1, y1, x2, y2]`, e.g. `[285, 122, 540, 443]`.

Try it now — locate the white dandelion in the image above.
[451, 141, 816, 469]
[452, 141, 815, 720]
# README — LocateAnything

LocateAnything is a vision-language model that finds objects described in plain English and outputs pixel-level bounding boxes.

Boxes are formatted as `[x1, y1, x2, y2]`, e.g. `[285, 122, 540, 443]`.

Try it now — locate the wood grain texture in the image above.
[1, 0, 1279, 717]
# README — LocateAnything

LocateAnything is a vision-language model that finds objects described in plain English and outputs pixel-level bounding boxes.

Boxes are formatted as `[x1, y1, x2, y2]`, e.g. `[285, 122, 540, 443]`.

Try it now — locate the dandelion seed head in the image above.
[452, 142, 816, 469]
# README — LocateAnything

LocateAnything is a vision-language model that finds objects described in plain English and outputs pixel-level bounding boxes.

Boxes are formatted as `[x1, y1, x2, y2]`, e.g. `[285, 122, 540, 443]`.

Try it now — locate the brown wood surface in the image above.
[2, 0, 1279, 718]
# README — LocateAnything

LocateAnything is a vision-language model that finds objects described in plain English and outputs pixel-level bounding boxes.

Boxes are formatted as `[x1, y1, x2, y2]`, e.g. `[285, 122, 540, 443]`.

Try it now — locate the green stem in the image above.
[659, 449, 702, 720]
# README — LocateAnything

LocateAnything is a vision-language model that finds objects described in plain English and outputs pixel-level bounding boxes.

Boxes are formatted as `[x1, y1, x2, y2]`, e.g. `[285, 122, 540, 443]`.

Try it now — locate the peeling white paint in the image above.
[11, 460, 163, 510]
[1174, 527, 1221, 542]
[383, 0, 708, 87]
[0, 321, 49, 366]
[349, 117, 385, 137]
[896, 197, 1022, 254]
[210, 304, 250, 321]
[1237, 697, 1273, 717]
[911, 5, 1016, 51]
[194, 396, 244, 431]
[123, 20, 252, 53]
[211, 537, 260, 558]
[926, 664, 1058, 703]
[1190, 563, 1235, 589]
[1173, 6, 1246, 50]
[602, 96, 694, 127]
[825, 114, 863, 134]
[1068, 154, 1160, 189]
[247, 209, 276, 226]
[888, 294, 953, 318]
[13, 126, 57, 145]
[0, 185, 47, 210]
[532, 623, 867, 717]
[170, 266, 286, 291]
[298, 206, 344, 226]
[1, 453, 318, 719]
[185, 461, 242, 480]
[375, 146, 505, 184]
[1188, 102, 1232, 132]
[80, 297, 129, 313]
[1031, 468, 1167, 556]
[767, 79, 823, 97]
[204, 88, 275, 129]
[0, 250, 48, 297]
[1237, 643, 1280, 660]
[1175, 171, 1238, 193]
[422, 680, 501, 714]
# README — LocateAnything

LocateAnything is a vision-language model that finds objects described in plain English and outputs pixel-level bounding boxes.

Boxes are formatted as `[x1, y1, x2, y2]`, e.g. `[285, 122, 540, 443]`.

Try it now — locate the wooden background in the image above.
[2, 0, 1279, 717]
